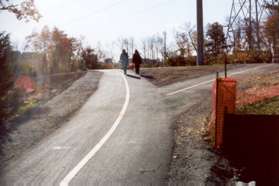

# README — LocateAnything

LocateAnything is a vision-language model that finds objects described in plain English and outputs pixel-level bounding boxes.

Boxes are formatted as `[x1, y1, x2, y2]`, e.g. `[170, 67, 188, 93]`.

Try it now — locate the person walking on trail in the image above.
[119, 49, 129, 75]
[132, 49, 142, 75]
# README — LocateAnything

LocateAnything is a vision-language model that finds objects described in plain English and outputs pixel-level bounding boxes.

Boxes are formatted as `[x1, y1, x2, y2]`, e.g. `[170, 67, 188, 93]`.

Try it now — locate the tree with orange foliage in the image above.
[25, 27, 80, 73]
[50, 27, 77, 73]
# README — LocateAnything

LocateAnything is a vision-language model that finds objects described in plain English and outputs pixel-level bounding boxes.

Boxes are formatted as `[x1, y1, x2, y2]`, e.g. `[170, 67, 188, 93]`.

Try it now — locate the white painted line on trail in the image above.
[166, 79, 214, 96]
[227, 66, 261, 76]
[59, 72, 130, 186]
[52, 146, 71, 150]
[166, 66, 262, 96]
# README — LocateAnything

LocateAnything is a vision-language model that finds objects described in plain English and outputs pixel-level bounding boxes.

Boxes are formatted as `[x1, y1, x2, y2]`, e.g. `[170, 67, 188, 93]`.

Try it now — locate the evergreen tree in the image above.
[0, 32, 12, 133]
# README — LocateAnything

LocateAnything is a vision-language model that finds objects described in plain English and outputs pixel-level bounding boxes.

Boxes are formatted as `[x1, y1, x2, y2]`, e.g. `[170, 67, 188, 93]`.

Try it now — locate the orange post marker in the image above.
[214, 78, 237, 149]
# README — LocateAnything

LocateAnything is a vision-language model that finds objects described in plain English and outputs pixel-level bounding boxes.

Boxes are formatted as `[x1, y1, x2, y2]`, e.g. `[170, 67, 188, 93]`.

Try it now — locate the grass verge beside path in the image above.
[141, 64, 249, 87]
[237, 96, 279, 115]
[236, 66, 279, 113]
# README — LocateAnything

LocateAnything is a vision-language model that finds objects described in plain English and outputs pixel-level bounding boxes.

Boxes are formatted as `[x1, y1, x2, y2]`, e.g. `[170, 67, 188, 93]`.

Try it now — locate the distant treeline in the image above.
[116, 5, 279, 66]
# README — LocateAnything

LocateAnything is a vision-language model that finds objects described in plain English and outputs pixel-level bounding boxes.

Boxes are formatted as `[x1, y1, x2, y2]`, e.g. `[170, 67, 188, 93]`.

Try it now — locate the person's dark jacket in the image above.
[132, 51, 142, 66]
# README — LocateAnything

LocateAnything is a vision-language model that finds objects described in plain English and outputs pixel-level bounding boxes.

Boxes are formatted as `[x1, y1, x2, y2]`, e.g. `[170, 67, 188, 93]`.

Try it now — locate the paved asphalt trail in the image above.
[0, 64, 276, 185]
[0, 70, 173, 186]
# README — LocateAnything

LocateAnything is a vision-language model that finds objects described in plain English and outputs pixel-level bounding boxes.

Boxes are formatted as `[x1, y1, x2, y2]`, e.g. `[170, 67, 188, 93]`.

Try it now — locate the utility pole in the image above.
[196, 0, 204, 65]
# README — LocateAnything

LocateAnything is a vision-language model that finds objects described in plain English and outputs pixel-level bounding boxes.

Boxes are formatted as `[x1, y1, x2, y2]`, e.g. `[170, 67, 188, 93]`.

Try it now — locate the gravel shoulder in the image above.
[147, 65, 233, 184]
[168, 89, 217, 185]
[0, 71, 103, 168]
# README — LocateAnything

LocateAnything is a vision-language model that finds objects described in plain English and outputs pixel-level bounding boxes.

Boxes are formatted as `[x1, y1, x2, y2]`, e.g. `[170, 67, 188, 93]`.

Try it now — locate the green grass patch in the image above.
[237, 96, 279, 115]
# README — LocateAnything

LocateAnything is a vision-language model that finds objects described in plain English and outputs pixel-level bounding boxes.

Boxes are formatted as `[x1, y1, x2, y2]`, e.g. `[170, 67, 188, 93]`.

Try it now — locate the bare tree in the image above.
[148, 37, 155, 59]
[155, 34, 164, 59]
[264, 7, 279, 60]
[0, 0, 41, 21]
[189, 30, 198, 53]
[141, 39, 147, 61]
[174, 23, 194, 57]
[129, 37, 135, 56]
[141, 33, 167, 61]
[116, 37, 130, 57]
[96, 42, 106, 62]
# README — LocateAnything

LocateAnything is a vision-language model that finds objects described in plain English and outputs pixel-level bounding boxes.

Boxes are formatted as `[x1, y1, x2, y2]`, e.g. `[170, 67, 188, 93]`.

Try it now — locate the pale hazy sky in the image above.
[0, 0, 232, 56]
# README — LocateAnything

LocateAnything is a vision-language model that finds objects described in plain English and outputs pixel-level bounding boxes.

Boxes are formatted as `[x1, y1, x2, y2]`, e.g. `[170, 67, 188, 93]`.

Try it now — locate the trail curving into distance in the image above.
[60, 72, 130, 186]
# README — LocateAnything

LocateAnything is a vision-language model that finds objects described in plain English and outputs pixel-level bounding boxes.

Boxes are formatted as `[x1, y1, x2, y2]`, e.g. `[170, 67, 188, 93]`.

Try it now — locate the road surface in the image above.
[1, 70, 173, 186]
[0, 64, 276, 185]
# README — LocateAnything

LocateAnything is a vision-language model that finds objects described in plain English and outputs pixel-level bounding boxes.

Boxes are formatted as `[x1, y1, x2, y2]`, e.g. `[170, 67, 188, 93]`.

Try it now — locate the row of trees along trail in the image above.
[0, 0, 106, 135]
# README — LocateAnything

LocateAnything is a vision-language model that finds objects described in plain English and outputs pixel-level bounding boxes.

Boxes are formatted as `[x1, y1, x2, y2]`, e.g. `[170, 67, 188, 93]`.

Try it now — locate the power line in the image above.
[132, 0, 176, 16]
[63, 0, 177, 31]
[65, 0, 129, 25]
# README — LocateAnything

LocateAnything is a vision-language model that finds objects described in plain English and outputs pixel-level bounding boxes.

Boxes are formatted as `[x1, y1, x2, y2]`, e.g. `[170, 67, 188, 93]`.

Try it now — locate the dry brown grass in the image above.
[141, 65, 245, 87]
[236, 68, 279, 107]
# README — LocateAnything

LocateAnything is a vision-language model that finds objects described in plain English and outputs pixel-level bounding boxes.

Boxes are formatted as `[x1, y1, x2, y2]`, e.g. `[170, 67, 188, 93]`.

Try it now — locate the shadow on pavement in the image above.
[140, 74, 154, 79]
[126, 74, 141, 79]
